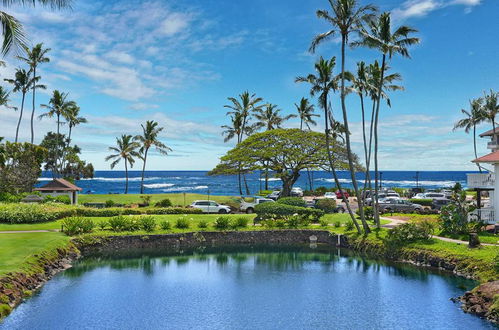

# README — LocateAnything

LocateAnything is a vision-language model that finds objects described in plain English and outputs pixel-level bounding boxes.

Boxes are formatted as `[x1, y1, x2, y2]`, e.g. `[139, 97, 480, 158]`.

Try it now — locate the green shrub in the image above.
[0, 304, 12, 318]
[315, 199, 337, 213]
[385, 221, 434, 249]
[320, 219, 329, 227]
[61, 217, 95, 236]
[345, 220, 354, 231]
[198, 219, 209, 229]
[232, 217, 249, 228]
[254, 202, 324, 222]
[275, 219, 287, 228]
[108, 215, 128, 232]
[408, 199, 433, 207]
[140, 195, 152, 205]
[214, 216, 230, 230]
[123, 217, 141, 231]
[155, 198, 172, 207]
[175, 217, 190, 229]
[356, 206, 374, 220]
[160, 220, 171, 230]
[139, 216, 156, 232]
[0, 192, 23, 203]
[43, 195, 71, 204]
[144, 207, 203, 215]
[333, 220, 341, 228]
[0, 203, 76, 223]
[105, 200, 116, 207]
[277, 197, 306, 208]
[98, 220, 108, 230]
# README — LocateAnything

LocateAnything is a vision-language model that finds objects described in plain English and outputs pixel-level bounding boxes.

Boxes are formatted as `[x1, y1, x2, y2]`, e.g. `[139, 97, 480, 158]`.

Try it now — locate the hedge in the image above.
[277, 197, 306, 208]
[254, 202, 324, 222]
[408, 199, 433, 207]
[0, 204, 203, 224]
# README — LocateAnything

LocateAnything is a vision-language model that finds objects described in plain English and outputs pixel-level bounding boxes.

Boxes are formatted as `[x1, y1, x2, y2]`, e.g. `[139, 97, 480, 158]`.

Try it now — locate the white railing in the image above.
[467, 173, 494, 189]
[487, 141, 498, 150]
[468, 208, 496, 224]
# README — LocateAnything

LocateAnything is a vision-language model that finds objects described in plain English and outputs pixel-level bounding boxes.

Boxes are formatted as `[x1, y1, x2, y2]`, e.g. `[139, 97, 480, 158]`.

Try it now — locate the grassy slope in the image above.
[0, 232, 70, 276]
[79, 193, 238, 206]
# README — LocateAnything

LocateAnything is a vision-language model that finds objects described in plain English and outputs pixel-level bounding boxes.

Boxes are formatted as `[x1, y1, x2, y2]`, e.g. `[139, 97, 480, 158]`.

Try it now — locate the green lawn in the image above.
[79, 193, 238, 206]
[0, 232, 70, 276]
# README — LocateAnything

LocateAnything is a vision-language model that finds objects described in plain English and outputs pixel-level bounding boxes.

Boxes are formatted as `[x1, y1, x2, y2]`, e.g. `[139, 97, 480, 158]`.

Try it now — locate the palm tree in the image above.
[310, 0, 377, 230]
[254, 104, 295, 131]
[356, 12, 419, 227]
[483, 90, 499, 134]
[105, 135, 140, 194]
[64, 103, 87, 145]
[453, 98, 486, 172]
[295, 97, 319, 130]
[18, 43, 50, 143]
[296, 56, 363, 234]
[134, 120, 171, 194]
[0, 1, 71, 56]
[224, 91, 264, 195]
[0, 86, 11, 108]
[4, 68, 36, 142]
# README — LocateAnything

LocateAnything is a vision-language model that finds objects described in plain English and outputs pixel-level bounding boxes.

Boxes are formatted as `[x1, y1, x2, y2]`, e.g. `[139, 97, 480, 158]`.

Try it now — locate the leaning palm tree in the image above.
[4, 68, 36, 142]
[254, 104, 295, 131]
[296, 56, 364, 234]
[64, 103, 87, 145]
[224, 91, 264, 195]
[0, 85, 11, 108]
[0, 1, 72, 56]
[134, 120, 171, 194]
[295, 97, 319, 130]
[453, 98, 486, 172]
[355, 12, 419, 227]
[105, 135, 140, 194]
[18, 43, 50, 143]
[310, 0, 377, 229]
[482, 90, 499, 134]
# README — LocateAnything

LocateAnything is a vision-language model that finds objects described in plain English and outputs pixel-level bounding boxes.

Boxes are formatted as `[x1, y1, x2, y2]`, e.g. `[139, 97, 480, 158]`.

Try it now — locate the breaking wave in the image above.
[143, 183, 175, 189]
[161, 185, 209, 192]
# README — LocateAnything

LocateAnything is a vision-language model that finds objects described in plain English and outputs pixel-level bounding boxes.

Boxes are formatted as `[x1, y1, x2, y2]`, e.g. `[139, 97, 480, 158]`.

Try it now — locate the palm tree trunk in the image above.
[300, 118, 303, 130]
[243, 174, 250, 195]
[30, 66, 36, 144]
[264, 162, 269, 190]
[15, 92, 26, 143]
[473, 125, 481, 173]
[323, 85, 361, 234]
[360, 93, 372, 196]
[140, 148, 149, 194]
[339, 35, 369, 233]
[373, 54, 387, 228]
[124, 159, 129, 194]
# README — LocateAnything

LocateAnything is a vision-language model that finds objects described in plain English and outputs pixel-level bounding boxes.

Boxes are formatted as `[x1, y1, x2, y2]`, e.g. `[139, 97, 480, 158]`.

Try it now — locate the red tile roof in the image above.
[472, 151, 499, 163]
[479, 128, 499, 137]
[34, 178, 82, 191]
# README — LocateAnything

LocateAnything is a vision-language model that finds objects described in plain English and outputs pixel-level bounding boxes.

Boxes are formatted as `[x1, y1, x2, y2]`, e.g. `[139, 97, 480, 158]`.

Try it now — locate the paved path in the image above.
[381, 216, 499, 247]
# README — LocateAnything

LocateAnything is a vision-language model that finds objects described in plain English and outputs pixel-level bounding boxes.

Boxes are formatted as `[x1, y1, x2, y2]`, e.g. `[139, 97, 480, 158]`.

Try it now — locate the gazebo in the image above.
[34, 178, 82, 205]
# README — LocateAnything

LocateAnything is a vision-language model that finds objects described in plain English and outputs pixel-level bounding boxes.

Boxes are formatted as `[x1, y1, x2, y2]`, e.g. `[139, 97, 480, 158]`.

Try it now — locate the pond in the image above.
[1, 246, 496, 329]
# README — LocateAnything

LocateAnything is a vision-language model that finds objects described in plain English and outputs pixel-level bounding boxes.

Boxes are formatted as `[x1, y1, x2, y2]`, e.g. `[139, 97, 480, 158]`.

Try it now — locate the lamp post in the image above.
[380, 172, 383, 190]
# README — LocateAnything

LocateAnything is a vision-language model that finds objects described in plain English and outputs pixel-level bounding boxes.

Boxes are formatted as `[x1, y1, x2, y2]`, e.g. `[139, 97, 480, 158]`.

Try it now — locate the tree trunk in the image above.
[473, 125, 482, 173]
[339, 35, 369, 233]
[264, 163, 269, 190]
[373, 54, 387, 228]
[281, 171, 300, 197]
[140, 148, 149, 194]
[124, 159, 129, 194]
[243, 174, 250, 195]
[30, 66, 36, 144]
[300, 118, 303, 131]
[323, 83, 362, 234]
[15, 92, 26, 143]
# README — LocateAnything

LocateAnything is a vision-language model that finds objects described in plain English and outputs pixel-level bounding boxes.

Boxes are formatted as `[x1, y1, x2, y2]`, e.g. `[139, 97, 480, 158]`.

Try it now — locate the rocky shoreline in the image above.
[0, 230, 497, 324]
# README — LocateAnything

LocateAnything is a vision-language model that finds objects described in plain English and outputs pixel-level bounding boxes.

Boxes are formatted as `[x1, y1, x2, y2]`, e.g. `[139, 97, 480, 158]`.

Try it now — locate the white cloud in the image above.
[392, 0, 483, 21]
[105, 51, 135, 65]
[158, 13, 191, 36]
[129, 103, 160, 111]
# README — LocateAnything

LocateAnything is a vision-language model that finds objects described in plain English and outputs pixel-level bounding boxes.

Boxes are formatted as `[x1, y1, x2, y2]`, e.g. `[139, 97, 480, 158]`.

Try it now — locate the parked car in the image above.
[386, 192, 400, 199]
[440, 189, 453, 199]
[290, 187, 304, 197]
[413, 193, 426, 199]
[365, 193, 387, 206]
[267, 190, 281, 200]
[379, 198, 423, 213]
[432, 198, 451, 210]
[335, 190, 350, 199]
[190, 200, 232, 214]
[324, 192, 337, 200]
[240, 197, 274, 213]
[424, 193, 446, 200]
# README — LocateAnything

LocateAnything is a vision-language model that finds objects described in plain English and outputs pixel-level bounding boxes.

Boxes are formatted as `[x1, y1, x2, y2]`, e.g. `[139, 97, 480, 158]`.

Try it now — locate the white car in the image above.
[291, 187, 304, 197]
[386, 192, 400, 199]
[240, 197, 274, 213]
[324, 192, 337, 200]
[190, 200, 231, 214]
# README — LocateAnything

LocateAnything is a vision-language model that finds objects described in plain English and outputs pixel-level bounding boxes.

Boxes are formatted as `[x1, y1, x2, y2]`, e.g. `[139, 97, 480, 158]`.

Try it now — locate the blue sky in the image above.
[0, 0, 497, 171]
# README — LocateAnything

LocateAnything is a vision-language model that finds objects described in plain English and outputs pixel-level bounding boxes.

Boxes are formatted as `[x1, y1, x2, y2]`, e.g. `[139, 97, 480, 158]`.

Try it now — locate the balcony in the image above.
[487, 141, 498, 150]
[467, 173, 495, 189]
[468, 208, 496, 224]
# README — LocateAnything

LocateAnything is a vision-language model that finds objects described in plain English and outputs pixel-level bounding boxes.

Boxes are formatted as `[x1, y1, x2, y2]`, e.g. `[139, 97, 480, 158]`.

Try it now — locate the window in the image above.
[196, 201, 209, 206]
[210, 202, 218, 206]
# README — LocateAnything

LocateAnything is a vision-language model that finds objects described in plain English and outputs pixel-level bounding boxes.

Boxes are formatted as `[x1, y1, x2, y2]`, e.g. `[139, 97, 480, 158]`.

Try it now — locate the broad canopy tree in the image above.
[210, 129, 361, 197]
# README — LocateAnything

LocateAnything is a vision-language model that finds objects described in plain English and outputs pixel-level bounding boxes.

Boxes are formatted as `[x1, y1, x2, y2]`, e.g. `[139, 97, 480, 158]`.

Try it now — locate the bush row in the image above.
[254, 202, 324, 222]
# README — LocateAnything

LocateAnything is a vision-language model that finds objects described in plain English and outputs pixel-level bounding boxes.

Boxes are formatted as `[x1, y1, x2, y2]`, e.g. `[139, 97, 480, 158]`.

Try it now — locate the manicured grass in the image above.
[0, 232, 70, 276]
[79, 193, 238, 206]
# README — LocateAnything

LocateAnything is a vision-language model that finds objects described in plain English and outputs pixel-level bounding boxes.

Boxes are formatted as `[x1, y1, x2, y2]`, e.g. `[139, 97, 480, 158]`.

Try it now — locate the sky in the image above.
[0, 0, 498, 171]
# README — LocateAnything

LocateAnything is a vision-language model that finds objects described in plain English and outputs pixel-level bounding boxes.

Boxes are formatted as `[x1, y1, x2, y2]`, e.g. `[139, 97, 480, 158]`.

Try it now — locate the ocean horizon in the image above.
[38, 170, 476, 196]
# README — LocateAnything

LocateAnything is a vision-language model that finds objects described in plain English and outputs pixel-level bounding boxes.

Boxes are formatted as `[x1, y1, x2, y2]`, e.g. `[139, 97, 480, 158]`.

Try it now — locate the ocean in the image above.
[38, 170, 474, 196]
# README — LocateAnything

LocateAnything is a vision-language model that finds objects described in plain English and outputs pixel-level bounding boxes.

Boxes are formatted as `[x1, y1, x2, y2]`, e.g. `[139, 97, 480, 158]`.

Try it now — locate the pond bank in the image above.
[0, 229, 497, 324]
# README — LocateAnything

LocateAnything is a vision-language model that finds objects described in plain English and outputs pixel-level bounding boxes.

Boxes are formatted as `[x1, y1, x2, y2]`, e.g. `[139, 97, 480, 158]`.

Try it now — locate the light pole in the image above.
[380, 172, 383, 190]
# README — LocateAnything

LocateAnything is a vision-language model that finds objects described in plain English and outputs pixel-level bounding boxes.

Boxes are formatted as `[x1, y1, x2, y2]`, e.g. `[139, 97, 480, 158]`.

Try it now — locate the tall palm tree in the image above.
[0, 86, 11, 108]
[4, 68, 36, 142]
[18, 43, 50, 143]
[310, 0, 377, 229]
[224, 91, 264, 195]
[254, 104, 295, 131]
[0, 1, 71, 56]
[64, 103, 87, 145]
[105, 135, 140, 194]
[453, 98, 486, 172]
[483, 90, 499, 134]
[295, 97, 319, 130]
[296, 56, 363, 234]
[356, 12, 419, 227]
[134, 120, 171, 194]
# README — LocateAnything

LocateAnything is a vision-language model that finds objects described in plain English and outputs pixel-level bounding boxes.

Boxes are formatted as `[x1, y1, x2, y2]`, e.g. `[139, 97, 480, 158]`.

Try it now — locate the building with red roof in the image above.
[34, 178, 82, 205]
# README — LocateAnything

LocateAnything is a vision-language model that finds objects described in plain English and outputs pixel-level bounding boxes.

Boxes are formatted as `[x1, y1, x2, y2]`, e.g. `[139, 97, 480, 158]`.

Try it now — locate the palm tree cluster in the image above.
[453, 90, 499, 172]
[221, 91, 320, 194]
[106, 120, 171, 194]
